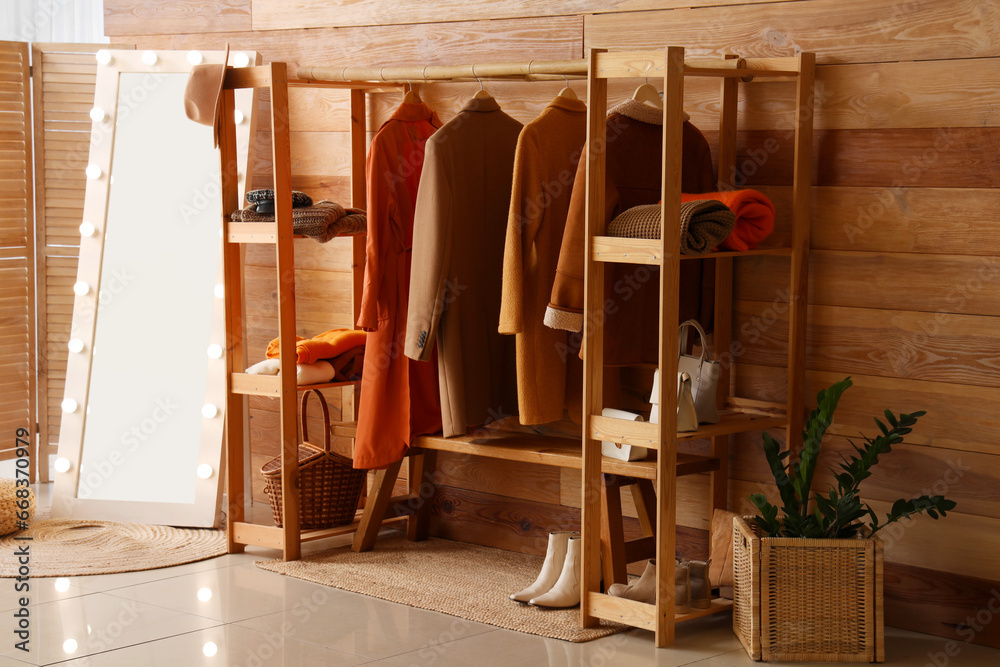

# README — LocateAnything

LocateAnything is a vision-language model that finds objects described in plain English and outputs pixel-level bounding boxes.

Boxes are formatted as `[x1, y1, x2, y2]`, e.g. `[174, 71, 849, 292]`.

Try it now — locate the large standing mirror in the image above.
[52, 49, 259, 527]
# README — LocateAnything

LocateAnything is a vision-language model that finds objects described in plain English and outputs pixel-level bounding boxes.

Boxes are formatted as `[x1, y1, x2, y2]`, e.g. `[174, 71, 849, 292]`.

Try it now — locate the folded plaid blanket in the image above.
[607, 199, 736, 254]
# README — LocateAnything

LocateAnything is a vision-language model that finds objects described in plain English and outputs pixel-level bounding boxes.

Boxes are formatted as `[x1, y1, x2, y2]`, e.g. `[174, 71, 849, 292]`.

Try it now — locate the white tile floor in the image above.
[9, 481, 1000, 666]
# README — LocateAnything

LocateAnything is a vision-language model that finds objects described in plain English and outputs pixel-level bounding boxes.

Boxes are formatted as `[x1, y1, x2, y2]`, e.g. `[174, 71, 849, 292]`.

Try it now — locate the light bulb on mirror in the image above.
[187, 50, 203, 66]
[207, 344, 223, 359]
[54, 458, 71, 473]
[61, 398, 78, 413]
[214, 284, 224, 299]
[201, 404, 219, 418]
[234, 109, 245, 125]
[89, 107, 106, 123]
[197, 464, 215, 480]
[95, 50, 112, 66]
[79, 221, 96, 237]
[67, 338, 85, 354]
[234, 52, 250, 68]
[141, 51, 158, 66]
[85, 164, 102, 180]
[73, 281, 90, 296]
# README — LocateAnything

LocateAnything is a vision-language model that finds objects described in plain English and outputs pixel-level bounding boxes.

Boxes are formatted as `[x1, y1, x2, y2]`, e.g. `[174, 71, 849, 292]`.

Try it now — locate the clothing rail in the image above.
[296, 55, 768, 85]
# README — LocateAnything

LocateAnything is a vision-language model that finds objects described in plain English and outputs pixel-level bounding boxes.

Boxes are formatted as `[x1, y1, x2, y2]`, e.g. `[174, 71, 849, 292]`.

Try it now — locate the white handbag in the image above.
[650, 320, 721, 424]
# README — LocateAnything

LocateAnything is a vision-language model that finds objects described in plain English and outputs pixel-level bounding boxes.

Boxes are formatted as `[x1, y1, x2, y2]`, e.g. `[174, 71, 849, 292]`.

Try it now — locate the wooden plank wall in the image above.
[0, 41, 36, 478]
[104, 0, 1000, 648]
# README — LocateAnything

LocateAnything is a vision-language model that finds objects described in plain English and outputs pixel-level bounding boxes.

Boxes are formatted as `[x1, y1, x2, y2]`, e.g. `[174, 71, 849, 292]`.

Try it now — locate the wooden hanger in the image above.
[557, 75, 578, 100]
[402, 80, 421, 104]
[632, 80, 662, 109]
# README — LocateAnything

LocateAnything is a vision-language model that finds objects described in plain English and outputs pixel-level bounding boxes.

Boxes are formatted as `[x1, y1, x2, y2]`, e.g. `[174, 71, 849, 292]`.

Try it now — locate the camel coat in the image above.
[355, 101, 443, 469]
[499, 95, 587, 425]
[405, 95, 522, 437]
[545, 99, 716, 366]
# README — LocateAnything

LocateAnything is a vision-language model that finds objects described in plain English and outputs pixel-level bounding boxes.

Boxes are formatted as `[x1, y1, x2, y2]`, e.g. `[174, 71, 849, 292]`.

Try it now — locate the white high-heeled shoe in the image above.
[530, 535, 581, 608]
[510, 531, 577, 603]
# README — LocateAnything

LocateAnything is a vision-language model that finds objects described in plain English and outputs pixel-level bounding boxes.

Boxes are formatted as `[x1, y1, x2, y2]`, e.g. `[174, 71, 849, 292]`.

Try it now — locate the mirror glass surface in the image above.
[75, 72, 221, 503]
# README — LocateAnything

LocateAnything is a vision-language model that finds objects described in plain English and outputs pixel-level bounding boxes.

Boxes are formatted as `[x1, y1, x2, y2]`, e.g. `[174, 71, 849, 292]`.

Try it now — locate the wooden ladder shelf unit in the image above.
[579, 47, 814, 647]
[218, 63, 391, 561]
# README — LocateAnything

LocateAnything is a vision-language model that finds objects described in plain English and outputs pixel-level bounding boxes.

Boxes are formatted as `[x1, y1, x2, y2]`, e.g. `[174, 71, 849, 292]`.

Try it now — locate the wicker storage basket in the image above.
[733, 515, 884, 663]
[261, 389, 365, 529]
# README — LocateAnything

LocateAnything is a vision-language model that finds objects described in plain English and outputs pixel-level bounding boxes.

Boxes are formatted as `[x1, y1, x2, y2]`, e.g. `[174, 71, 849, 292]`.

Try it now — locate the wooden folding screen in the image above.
[0, 41, 36, 480]
[32, 43, 131, 482]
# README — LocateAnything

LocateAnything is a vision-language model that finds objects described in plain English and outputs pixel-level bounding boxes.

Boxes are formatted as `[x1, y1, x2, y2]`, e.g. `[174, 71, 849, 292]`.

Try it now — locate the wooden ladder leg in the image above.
[352, 458, 403, 552]
[631, 478, 658, 538]
[406, 450, 436, 542]
[601, 474, 628, 588]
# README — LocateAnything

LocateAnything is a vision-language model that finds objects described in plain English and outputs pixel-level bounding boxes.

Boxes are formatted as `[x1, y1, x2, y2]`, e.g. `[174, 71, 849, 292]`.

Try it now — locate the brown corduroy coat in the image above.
[405, 95, 523, 437]
[499, 96, 587, 425]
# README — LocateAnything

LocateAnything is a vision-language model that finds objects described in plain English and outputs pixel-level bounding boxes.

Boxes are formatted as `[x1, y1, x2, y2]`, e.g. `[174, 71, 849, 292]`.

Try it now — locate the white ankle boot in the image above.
[510, 531, 577, 603]
[529, 535, 581, 608]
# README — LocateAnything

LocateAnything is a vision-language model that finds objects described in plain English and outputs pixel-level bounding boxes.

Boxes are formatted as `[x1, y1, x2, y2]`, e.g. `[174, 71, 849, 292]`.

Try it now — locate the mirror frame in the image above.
[52, 49, 259, 527]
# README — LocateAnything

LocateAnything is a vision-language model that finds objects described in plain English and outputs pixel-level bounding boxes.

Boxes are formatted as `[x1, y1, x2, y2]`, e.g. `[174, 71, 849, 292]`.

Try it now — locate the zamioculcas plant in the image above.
[750, 377, 957, 539]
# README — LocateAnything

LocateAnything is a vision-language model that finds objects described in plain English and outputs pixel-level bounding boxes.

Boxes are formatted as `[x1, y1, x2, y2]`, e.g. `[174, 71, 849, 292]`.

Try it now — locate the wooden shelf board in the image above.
[591, 236, 791, 265]
[231, 373, 359, 396]
[231, 513, 408, 549]
[590, 406, 787, 449]
[587, 592, 733, 631]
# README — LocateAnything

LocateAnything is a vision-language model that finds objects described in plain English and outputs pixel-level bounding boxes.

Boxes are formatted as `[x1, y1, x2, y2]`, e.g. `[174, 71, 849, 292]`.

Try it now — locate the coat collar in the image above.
[460, 94, 501, 113]
[548, 95, 587, 113]
[391, 101, 437, 122]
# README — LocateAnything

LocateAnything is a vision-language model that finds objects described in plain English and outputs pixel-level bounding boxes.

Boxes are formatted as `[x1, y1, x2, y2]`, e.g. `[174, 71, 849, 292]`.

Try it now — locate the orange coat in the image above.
[499, 96, 587, 425]
[354, 102, 443, 469]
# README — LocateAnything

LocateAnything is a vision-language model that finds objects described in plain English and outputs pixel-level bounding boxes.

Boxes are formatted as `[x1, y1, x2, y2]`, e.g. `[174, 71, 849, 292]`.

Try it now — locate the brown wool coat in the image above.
[499, 96, 587, 425]
[405, 95, 523, 437]
[545, 100, 717, 366]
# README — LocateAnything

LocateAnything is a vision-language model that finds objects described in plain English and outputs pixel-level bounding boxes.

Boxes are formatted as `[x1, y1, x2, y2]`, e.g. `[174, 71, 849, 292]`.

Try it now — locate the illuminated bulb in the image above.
[61, 398, 78, 413]
[214, 284, 224, 299]
[73, 281, 90, 296]
[201, 404, 219, 419]
[54, 578, 70, 593]
[63, 638, 78, 654]
[207, 344, 223, 359]
[197, 587, 213, 601]
[197, 464, 214, 479]
[85, 164, 102, 179]
[67, 338, 85, 354]
[79, 221, 96, 237]
[54, 458, 71, 473]
[187, 50, 203, 66]
[234, 52, 250, 68]
[89, 107, 106, 122]
[141, 51, 158, 65]
[234, 109, 245, 124]
[203, 641, 219, 657]
[95, 50, 112, 65]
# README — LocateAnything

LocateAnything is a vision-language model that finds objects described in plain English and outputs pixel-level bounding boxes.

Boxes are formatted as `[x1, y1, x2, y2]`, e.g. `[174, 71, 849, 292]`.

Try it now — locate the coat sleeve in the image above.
[498, 130, 538, 335]
[405, 136, 452, 362]
[544, 141, 619, 332]
[357, 137, 395, 332]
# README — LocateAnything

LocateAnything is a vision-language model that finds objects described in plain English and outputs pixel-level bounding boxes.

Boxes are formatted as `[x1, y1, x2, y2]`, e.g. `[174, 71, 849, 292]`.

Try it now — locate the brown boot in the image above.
[607, 559, 656, 604]
[675, 558, 691, 613]
[688, 558, 712, 609]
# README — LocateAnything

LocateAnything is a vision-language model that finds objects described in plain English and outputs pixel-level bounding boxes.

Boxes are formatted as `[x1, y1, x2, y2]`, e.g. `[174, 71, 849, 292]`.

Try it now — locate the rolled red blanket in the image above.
[680, 190, 775, 251]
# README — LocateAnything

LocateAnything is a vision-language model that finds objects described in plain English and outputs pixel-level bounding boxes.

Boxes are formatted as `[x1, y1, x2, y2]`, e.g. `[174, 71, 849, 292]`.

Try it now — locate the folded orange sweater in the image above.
[266, 328, 367, 365]
[680, 190, 775, 251]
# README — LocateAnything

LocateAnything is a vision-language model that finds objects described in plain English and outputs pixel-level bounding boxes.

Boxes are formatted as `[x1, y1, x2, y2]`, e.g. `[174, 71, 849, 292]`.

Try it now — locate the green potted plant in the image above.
[732, 377, 956, 663]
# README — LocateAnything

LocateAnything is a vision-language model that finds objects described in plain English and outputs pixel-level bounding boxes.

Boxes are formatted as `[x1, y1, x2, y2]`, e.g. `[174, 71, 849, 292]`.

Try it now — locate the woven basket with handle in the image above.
[261, 389, 366, 529]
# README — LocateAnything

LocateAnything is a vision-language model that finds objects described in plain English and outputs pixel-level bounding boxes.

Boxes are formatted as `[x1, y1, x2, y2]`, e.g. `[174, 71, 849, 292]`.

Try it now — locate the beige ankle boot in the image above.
[675, 558, 691, 613]
[510, 531, 577, 603]
[688, 558, 712, 609]
[530, 536, 581, 608]
[607, 559, 657, 604]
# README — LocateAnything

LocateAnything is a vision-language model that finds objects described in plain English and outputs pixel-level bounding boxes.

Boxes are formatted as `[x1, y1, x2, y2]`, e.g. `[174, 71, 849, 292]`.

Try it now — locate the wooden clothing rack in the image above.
[217, 47, 813, 648]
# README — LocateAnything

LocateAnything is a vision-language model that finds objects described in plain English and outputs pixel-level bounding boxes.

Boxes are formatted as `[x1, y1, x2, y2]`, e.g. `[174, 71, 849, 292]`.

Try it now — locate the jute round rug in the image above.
[256, 534, 629, 642]
[0, 515, 227, 577]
